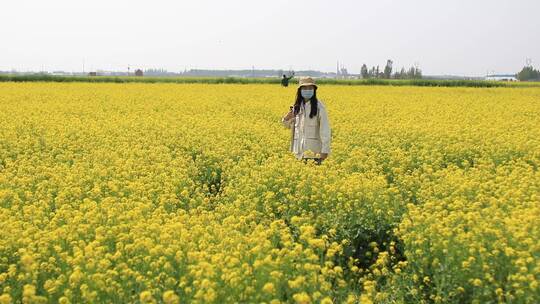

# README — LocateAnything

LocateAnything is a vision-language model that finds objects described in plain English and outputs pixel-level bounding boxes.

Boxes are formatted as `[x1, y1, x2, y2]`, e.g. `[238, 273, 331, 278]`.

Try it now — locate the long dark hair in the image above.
[293, 87, 318, 118]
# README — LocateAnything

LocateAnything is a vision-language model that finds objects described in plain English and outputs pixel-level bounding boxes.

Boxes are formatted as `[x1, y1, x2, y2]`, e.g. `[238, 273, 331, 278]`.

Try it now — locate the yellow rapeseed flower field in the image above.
[0, 82, 539, 303]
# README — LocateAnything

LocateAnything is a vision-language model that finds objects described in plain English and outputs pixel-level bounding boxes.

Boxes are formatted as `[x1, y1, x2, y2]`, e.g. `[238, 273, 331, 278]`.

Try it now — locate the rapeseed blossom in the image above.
[0, 83, 539, 302]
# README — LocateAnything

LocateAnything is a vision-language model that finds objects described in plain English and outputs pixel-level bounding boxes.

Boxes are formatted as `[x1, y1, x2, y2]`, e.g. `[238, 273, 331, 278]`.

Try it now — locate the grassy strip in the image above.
[1, 74, 538, 87]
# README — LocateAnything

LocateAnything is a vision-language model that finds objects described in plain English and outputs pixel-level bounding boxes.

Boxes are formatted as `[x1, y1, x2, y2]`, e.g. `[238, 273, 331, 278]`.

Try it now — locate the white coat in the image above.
[281, 99, 331, 159]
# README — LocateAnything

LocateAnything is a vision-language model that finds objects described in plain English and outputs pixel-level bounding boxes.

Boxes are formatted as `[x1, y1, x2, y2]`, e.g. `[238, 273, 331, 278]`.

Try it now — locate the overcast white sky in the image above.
[2, 0, 539, 76]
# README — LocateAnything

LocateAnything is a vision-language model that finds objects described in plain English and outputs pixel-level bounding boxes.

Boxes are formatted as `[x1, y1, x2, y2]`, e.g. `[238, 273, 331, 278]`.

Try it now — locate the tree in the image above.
[407, 67, 416, 79]
[361, 64, 369, 79]
[369, 66, 376, 78]
[393, 67, 405, 79]
[517, 66, 540, 81]
[360, 61, 422, 80]
[414, 66, 422, 79]
[383, 60, 393, 79]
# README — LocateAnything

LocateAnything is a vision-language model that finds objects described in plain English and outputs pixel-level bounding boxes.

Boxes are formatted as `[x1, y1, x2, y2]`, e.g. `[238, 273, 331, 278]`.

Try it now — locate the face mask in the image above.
[301, 89, 314, 100]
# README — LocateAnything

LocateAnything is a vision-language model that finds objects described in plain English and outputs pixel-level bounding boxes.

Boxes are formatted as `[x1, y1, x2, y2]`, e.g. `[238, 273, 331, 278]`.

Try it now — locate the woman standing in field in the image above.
[281, 77, 331, 164]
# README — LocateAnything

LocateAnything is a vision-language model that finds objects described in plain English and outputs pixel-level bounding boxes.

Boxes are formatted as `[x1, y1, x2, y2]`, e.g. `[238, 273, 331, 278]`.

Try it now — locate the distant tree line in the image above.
[517, 66, 540, 81]
[360, 59, 422, 79]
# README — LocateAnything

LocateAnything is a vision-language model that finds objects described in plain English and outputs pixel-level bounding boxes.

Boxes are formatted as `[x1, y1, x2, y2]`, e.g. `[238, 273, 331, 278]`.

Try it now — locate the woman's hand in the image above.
[283, 108, 295, 121]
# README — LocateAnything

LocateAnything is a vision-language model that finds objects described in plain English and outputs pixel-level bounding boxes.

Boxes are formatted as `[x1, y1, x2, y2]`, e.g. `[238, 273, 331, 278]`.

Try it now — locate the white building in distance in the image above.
[485, 74, 518, 81]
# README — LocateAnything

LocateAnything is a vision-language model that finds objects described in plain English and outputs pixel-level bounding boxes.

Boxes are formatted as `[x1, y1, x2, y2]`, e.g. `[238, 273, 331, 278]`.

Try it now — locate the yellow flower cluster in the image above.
[0, 83, 538, 303]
